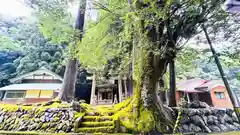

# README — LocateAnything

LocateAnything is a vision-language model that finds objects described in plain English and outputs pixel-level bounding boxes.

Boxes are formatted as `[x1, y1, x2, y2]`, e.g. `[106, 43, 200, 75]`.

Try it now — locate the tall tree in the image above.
[58, 0, 87, 102]
[27, 0, 83, 102]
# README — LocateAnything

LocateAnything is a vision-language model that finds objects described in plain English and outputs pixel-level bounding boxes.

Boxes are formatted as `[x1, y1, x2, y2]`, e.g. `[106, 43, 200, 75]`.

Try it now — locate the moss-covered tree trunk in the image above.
[131, 35, 174, 132]
[142, 52, 173, 125]
[129, 1, 175, 132]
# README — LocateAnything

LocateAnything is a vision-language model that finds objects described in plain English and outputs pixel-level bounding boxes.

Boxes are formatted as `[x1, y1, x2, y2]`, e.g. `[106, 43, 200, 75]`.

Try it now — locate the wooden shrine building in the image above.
[87, 74, 131, 105]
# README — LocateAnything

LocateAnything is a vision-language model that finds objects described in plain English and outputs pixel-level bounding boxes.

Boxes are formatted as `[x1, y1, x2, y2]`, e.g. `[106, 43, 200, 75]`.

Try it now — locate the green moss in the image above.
[81, 121, 114, 127]
[0, 131, 39, 135]
[0, 100, 71, 114]
[83, 116, 113, 121]
[0, 97, 138, 133]
[0, 131, 82, 135]
[210, 131, 240, 135]
[53, 117, 60, 122]
[23, 115, 30, 120]
[85, 106, 115, 116]
[0, 131, 133, 135]
[137, 106, 155, 132]
[77, 126, 114, 133]
[113, 97, 132, 111]
[113, 99, 136, 131]
[80, 103, 91, 109]
[74, 112, 85, 119]
[74, 112, 85, 133]
[41, 123, 50, 129]
[1, 104, 19, 112]
[173, 110, 182, 134]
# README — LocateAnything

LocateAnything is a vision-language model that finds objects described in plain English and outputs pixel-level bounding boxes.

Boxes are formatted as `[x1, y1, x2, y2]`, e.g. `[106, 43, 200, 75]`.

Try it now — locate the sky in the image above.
[0, 0, 31, 18]
[0, 0, 97, 21]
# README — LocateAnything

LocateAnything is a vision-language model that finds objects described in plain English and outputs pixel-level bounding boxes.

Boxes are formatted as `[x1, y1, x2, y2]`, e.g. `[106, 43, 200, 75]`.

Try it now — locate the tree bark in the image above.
[90, 73, 96, 105]
[141, 51, 173, 125]
[58, 0, 86, 102]
[58, 59, 78, 102]
[118, 75, 123, 102]
[169, 60, 176, 107]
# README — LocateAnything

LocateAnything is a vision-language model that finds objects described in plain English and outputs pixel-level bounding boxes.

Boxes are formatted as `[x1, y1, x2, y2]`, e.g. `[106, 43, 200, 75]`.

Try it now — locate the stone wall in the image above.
[1, 100, 240, 134]
[0, 107, 76, 133]
[174, 108, 240, 133]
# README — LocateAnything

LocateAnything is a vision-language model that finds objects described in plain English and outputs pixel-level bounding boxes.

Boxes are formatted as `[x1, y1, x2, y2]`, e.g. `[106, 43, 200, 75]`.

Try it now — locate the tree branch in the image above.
[92, 0, 115, 14]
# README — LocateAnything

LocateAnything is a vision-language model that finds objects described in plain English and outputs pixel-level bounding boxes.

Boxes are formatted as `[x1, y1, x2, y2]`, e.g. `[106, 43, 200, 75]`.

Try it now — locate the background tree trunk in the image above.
[169, 60, 176, 107]
[58, 0, 86, 102]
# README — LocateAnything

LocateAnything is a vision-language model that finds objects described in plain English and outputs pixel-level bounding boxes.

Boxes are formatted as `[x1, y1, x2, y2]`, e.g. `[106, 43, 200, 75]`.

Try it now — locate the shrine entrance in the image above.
[96, 84, 116, 105]
[89, 74, 130, 105]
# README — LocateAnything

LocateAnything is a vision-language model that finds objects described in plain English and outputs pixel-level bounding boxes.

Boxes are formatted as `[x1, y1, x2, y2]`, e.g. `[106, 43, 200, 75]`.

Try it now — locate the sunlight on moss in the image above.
[0, 96, 154, 133]
[210, 131, 240, 135]
[137, 105, 155, 132]
[0, 100, 70, 114]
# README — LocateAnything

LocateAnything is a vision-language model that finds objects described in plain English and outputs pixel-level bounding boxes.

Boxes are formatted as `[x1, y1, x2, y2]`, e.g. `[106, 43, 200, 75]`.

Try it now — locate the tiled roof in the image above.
[196, 80, 224, 89]
[177, 78, 207, 93]
[177, 79, 227, 93]
[0, 83, 61, 91]
[10, 67, 63, 83]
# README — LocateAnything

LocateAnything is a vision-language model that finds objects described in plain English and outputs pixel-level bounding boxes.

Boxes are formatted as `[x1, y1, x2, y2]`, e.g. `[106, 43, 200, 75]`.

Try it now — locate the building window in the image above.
[215, 92, 225, 99]
[39, 90, 53, 98]
[5, 91, 25, 99]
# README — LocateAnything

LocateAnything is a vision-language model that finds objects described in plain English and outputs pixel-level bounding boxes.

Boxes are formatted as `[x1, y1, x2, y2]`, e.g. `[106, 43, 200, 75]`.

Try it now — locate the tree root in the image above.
[153, 88, 174, 130]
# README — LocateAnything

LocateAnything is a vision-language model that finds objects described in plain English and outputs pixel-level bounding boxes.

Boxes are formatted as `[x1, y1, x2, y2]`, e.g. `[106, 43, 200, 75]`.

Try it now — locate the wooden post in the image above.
[165, 90, 169, 106]
[169, 60, 177, 107]
[187, 93, 190, 103]
[90, 73, 96, 105]
[124, 77, 128, 97]
[118, 75, 123, 102]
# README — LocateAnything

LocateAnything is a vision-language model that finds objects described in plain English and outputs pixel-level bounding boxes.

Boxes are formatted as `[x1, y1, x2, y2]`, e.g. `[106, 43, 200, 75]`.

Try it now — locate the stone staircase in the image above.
[76, 108, 118, 133]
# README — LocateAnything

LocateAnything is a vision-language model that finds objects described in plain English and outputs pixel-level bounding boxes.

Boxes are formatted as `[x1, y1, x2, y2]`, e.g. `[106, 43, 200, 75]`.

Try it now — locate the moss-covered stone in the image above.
[77, 126, 115, 133]
[83, 116, 113, 122]
[81, 121, 114, 127]
[0, 97, 137, 134]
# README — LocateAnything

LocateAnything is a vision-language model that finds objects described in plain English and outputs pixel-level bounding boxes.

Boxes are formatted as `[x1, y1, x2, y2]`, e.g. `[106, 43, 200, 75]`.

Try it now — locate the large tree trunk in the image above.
[128, 2, 174, 131]
[141, 51, 173, 125]
[58, 59, 78, 102]
[58, 0, 86, 102]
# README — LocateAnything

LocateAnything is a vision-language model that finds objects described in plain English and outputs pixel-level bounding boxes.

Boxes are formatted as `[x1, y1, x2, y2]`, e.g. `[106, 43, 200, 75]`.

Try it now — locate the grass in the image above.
[80, 121, 114, 127]
[0, 131, 131, 135]
[210, 131, 240, 135]
[169, 131, 240, 135]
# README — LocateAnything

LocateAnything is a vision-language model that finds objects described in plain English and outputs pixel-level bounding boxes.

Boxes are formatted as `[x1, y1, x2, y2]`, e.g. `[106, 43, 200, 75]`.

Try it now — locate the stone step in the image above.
[80, 121, 114, 127]
[85, 112, 100, 116]
[77, 126, 114, 133]
[82, 116, 113, 122]
[85, 111, 114, 116]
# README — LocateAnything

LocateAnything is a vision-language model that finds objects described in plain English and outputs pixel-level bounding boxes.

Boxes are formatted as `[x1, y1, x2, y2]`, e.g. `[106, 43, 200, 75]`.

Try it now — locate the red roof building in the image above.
[176, 79, 234, 109]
